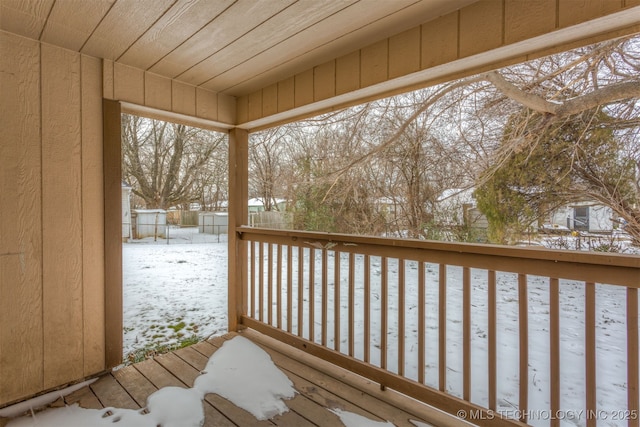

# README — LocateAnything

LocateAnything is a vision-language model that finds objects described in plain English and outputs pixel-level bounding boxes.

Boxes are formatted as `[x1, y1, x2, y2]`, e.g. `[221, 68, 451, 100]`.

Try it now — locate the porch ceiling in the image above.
[0, 0, 476, 97]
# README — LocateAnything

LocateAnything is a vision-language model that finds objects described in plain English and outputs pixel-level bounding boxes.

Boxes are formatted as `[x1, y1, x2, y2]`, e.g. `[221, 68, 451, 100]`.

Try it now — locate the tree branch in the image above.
[485, 70, 640, 118]
[484, 71, 559, 114]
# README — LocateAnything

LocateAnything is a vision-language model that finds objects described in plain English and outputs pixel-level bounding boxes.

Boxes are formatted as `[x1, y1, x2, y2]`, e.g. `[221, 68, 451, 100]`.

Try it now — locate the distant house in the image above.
[248, 197, 287, 213]
[437, 189, 614, 234]
[122, 182, 132, 242]
[436, 188, 482, 227]
[546, 201, 613, 233]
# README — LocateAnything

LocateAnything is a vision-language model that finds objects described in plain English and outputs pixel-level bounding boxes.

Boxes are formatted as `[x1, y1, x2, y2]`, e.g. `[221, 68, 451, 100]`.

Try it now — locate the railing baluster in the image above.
[364, 254, 370, 364]
[334, 250, 341, 352]
[463, 266, 471, 401]
[550, 278, 560, 427]
[297, 246, 303, 338]
[398, 259, 405, 377]
[267, 243, 273, 325]
[259, 242, 264, 322]
[518, 273, 528, 423]
[418, 261, 425, 385]
[488, 270, 497, 411]
[276, 244, 282, 329]
[381, 257, 388, 372]
[250, 241, 255, 318]
[586, 282, 596, 427]
[322, 248, 328, 347]
[349, 253, 355, 357]
[439, 264, 446, 392]
[287, 244, 292, 333]
[309, 248, 315, 342]
[628, 287, 639, 427]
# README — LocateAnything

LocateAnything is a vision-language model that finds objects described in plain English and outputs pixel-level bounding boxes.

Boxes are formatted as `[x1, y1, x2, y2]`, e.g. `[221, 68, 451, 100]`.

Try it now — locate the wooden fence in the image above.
[236, 227, 639, 427]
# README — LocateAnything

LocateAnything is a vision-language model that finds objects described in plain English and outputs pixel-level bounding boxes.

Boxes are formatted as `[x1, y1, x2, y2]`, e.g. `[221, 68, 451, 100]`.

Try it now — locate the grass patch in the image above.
[125, 334, 202, 365]
[168, 321, 186, 333]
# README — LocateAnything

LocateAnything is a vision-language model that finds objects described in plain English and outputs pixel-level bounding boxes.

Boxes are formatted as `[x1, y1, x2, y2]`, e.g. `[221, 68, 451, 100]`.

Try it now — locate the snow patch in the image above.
[330, 408, 395, 426]
[193, 336, 295, 420]
[0, 379, 97, 419]
[6, 336, 295, 426]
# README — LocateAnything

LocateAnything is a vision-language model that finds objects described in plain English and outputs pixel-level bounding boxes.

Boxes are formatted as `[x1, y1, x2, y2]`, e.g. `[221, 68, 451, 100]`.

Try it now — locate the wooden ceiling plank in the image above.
[207, 0, 471, 95]
[0, 0, 54, 40]
[179, 0, 358, 86]
[81, 0, 175, 60]
[149, 0, 295, 78]
[117, 0, 234, 71]
[41, 0, 114, 51]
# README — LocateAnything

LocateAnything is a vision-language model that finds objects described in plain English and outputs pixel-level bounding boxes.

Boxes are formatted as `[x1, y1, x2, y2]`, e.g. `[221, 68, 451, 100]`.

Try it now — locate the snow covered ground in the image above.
[122, 227, 228, 358]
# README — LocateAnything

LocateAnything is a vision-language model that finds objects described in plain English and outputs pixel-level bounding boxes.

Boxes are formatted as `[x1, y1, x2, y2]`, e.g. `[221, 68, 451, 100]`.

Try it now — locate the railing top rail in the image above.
[237, 226, 640, 266]
[237, 227, 640, 287]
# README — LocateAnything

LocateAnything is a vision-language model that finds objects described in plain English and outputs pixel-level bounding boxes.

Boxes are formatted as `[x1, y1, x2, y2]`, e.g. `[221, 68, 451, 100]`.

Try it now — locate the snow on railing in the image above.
[236, 227, 640, 427]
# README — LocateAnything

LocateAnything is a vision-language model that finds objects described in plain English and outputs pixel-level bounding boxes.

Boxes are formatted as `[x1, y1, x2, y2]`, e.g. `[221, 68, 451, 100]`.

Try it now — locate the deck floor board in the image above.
[2, 330, 444, 427]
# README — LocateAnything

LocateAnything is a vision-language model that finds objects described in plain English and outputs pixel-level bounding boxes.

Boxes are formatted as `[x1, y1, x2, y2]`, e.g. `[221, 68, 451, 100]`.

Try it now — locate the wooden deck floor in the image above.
[3, 330, 463, 427]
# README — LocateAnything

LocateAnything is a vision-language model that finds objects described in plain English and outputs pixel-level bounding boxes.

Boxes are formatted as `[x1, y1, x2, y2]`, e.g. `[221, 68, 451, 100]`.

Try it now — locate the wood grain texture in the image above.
[102, 59, 114, 100]
[389, 27, 420, 79]
[117, 0, 235, 71]
[262, 83, 278, 117]
[103, 99, 123, 368]
[182, 0, 338, 87]
[41, 43, 84, 389]
[421, 11, 459, 69]
[196, 87, 218, 121]
[144, 72, 172, 111]
[314, 60, 335, 102]
[228, 128, 249, 331]
[236, 95, 248, 125]
[277, 77, 295, 113]
[248, 90, 263, 122]
[360, 40, 388, 88]
[217, 93, 236, 125]
[336, 51, 360, 96]
[0, 31, 43, 405]
[504, 0, 556, 44]
[81, 0, 174, 60]
[41, 0, 115, 51]
[294, 69, 314, 108]
[114, 62, 144, 105]
[152, 0, 294, 80]
[81, 54, 106, 376]
[171, 81, 197, 117]
[0, 0, 53, 40]
[459, 0, 504, 58]
[559, 0, 623, 28]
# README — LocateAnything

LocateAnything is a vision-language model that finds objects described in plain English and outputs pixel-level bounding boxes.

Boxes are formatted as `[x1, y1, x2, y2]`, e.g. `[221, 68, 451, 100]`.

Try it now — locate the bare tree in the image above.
[122, 114, 227, 209]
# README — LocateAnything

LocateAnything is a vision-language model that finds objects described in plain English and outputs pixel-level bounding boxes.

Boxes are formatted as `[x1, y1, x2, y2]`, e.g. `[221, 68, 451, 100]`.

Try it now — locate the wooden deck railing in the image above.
[236, 227, 639, 427]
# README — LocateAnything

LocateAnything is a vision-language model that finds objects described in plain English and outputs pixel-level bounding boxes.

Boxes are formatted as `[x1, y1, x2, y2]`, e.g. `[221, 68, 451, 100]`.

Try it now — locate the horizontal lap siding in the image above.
[0, 31, 106, 406]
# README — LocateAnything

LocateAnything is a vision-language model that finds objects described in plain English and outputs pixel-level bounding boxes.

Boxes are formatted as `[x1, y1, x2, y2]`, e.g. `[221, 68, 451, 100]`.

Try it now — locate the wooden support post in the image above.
[228, 128, 248, 332]
[103, 99, 123, 368]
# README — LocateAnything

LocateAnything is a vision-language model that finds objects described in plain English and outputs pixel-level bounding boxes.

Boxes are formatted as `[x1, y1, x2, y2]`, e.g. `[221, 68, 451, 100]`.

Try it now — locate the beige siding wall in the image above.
[102, 60, 236, 127]
[237, 0, 640, 128]
[0, 31, 105, 406]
